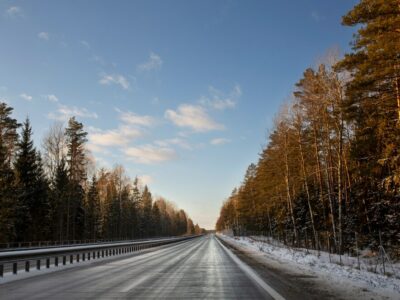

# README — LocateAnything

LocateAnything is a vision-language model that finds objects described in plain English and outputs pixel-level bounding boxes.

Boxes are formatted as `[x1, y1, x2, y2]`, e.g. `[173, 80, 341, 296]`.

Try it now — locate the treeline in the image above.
[0, 105, 204, 243]
[216, 0, 400, 255]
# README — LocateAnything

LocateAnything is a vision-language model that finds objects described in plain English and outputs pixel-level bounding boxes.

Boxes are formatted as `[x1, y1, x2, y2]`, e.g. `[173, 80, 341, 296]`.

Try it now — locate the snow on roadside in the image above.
[218, 234, 400, 300]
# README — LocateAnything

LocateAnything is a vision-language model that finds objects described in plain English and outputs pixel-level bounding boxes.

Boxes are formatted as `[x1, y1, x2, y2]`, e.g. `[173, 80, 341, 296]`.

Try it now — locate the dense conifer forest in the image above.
[216, 0, 400, 256]
[0, 107, 204, 244]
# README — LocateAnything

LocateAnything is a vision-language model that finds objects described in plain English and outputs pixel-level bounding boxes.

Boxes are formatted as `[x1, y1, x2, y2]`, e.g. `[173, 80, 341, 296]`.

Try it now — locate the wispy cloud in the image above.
[154, 138, 192, 150]
[118, 110, 156, 127]
[80, 40, 90, 49]
[199, 84, 241, 110]
[124, 144, 176, 164]
[48, 104, 98, 121]
[89, 125, 142, 147]
[38, 32, 49, 40]
[138, 174, 153, 186]
[99, 73, 129, 90]
[46, 94, 59, 102]
[137, 52, 163, 72]
[86, 143, 110, 155]
[6, 6, 22, 17]
[20, 93, 32, 101]
[165, 104, 224, 132]
[91, 55, 106, 66]
[210, 137, 231, 146]
[311, 11, 325, 22]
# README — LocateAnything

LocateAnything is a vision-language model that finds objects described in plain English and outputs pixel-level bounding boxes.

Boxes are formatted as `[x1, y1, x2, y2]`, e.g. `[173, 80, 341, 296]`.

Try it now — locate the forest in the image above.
[216, 0, 400, 256]
[0, 108, 204, 244]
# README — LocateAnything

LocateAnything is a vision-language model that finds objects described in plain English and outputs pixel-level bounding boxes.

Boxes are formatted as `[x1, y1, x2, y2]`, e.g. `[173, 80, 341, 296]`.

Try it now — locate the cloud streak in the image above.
[165, 104, 224, 132]
[200, 84, 241, 110]
[48, 104, 98, 121]
[210, 137, 231, 145]
[138, 52, 162, 72]
[47, 94, 59, 102]
[124, 144, 176, 164]
[99, 74, 129, 90]
[118, 110, 156, 127]
[38, 32, 49, 40]
[6, 6, 22, 17]
[154, 138, 192, 150]
[20, 93, 32, 101]
[89, 126, 142, 147]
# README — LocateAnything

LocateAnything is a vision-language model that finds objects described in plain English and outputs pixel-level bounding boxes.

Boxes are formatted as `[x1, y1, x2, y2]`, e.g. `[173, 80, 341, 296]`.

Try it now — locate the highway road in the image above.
[0, 235, 294, 299]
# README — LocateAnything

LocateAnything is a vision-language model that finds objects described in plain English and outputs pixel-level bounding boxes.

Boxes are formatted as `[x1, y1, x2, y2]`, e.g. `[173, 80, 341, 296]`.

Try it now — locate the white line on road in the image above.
[216, 236, 286, 300]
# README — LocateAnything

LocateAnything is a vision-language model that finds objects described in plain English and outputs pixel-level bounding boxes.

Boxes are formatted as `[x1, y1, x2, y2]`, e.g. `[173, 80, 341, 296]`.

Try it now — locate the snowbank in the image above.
[218, 234, 400, 300]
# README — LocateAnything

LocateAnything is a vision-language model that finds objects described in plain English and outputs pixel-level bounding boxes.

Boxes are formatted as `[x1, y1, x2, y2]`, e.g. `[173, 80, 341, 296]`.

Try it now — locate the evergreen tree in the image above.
[337, 0, 400, 246]
[49, 158, 69, 241]
[151, 203, 161, 237]
[85, 175, 101, 239]
[0, 102, 19, 243]
[14, 119, 49, 241]
[142, 186, 153, 237]
[65, 117, 88, 240]
[131, 177, 142, 237]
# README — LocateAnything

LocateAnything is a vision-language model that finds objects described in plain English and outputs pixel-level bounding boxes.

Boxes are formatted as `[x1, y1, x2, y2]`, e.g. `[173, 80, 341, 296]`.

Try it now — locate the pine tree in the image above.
[14, 118, 37, 241]
[65, 117, 88, 240]
[337, 0, 400, 246]
[86, 175, 101, 240]
[0, 102, 19, 243]
[142, 186, 153, 237]
[50, 158, 69, 241]
[14, 119, 49, 241]
[131, 177, 142, 237]
[151, 203, 161, 237]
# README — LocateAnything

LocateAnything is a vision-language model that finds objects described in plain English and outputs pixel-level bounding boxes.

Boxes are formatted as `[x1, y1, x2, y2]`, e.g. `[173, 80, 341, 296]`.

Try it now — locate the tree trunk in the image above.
[297, 129, 318, 249]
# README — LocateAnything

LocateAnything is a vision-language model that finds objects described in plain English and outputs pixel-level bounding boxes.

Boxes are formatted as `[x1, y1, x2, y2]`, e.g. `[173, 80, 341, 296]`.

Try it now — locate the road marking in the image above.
[215, 236, 286, 300]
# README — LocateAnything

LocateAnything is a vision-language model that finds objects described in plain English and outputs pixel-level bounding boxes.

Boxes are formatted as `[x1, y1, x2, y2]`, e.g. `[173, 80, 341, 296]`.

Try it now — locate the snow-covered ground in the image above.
[218, 234, 400, 300]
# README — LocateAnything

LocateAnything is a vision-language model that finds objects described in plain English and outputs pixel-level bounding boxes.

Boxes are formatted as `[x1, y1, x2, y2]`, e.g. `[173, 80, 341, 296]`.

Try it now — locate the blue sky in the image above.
[0, 0, 358, 229]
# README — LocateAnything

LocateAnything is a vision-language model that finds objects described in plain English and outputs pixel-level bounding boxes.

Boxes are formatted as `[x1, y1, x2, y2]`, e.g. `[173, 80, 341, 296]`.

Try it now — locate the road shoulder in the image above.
[217, 235, 380, 300]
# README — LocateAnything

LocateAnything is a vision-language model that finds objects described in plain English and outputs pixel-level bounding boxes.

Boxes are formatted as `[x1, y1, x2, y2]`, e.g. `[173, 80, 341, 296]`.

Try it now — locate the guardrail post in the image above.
[88, 252, 91, 260]
[0, 264, 3, 277]
[70, 255, 73, 264]
[77, 254, 80, 262]
[13, 262, 17, 274]
[46, 258, 50, 268]
[55, 257, 58, 267]
[83, 253, 86, 261]
[25, 261, 30, 272]
[63, 256, 66, 265]
[36, 260, 40, 270]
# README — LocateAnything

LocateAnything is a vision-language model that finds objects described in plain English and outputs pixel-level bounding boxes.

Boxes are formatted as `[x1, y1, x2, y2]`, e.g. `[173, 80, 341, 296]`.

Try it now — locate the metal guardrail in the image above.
[0, 235, 200, 278]
[0, 237, 175, 251]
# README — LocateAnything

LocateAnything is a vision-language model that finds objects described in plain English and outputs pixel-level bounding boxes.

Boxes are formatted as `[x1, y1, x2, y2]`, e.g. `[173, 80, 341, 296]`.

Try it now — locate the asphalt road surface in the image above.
[0, 235, 287, 299]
